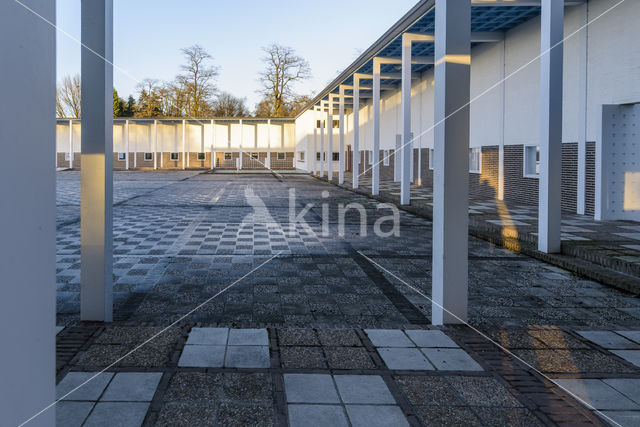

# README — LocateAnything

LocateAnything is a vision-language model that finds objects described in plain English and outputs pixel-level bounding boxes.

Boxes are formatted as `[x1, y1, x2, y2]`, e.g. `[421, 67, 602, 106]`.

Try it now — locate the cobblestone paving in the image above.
[54, 171, 640, 426]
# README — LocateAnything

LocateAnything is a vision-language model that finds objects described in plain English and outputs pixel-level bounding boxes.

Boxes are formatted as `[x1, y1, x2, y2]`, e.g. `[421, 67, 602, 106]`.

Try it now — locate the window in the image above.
[332, 152, 339, 161]
[250, 152, 258, 160]
[65, 153, 72, 161]
[429, 148, 434, 170]
[277, 152, 285, 160]
[368, 150, 373, 165]
[118, 152, 126, 161]
[170, 152, 179, 161]
[383, 150, 389, 166]
[316, 152, 321, 161]
[332, 120, 339, 129]
[197, 152, 206, 161]
[224, 152, 232, 160]
[144, 152, 153, 161]
[298, 152, 305, 161]
[469, 147, 481, 173]
[316, 120, 324, 129]
[524, 145, 540, 177]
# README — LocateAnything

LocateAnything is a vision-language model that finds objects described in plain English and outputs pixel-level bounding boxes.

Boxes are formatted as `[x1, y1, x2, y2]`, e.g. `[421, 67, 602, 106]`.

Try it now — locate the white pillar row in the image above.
[352, 75, 361, 189]
[211, 119, 215, 170]
[339, 86, 346, 184]
[1, 0, 56, 422]
[81, 0, 114, 322]
[394, 135, 401, 182]
[327, 99, 333, 181]
[153, 119, 158, 170]
[538, 0, 564, 253]
[267, 119, 272, 169]
[576, 1, 588, 215]
[401, 33, 434, 205]
[181, 119, 186, 170]
[239, 119, 243, 170]
[312, 127, 317, 174]
[372, 59, 382, 196]
[159, 122, 164, 168]
[133, 122, 137, 168]
[69, 119, 74, 169]
[320, 119, 326, 177]
[498, 39, 506, 201]
[125, 119, 130, 170]
[432, 0, 470, 325]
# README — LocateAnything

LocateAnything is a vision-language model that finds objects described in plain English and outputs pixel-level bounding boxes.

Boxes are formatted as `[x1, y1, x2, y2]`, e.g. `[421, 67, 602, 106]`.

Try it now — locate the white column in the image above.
[417, 146, 422, 185]
[353, 76, 360, 189]
[339, 86, 346, 184]
[182, 119, 186, 170]
[538, 0, 564, 253]
[125, 119, 130, 170]
[320, 120, 325, 177]
[69, 119, 74, 169]
[267, 119, 272, 169]
[372, 60, 381, 195]
[81, 0, 114, 322]
[394, 135, 401, 182]
[401, 35, 413, 205]
[432, 0, 470, 325]
[153, 119, 158, 170]
[328, 99, 333, 181]
[0, 0, 55, 422]
[211, 119, 215, 170]
[498, 40, 506, 201]
[239, 119, 243, 170]
[159, 122, 164, 168]
[576, 2, 588, 215]
[312, 127, 317, 174]
[132, 122, 137, 168]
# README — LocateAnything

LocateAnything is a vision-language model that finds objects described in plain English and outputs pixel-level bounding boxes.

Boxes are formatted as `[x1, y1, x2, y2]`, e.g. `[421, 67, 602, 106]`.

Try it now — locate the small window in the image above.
[277, 152, 285, 161]
[170, 152, 179, 161]
[316, 152, 321, 161]
[383, 150, 389, 166]
[332, 152, 339, 161]
[316, 120, 324, 129]
[299, 152, 305, 161]
[429, 148, 434, 170]
[224, 152, 232, 160]
[197, 152, 206, 161]
[524, 145, 540, 177]
[250, 152, 258, 160]
[144, 152, 153, 161]
[368, 150, 373, 165]
[469, 147, 481, 173]
[118, 152, 126, 161]
[332, 120, 339, 129]
[65, 153, 72, 161]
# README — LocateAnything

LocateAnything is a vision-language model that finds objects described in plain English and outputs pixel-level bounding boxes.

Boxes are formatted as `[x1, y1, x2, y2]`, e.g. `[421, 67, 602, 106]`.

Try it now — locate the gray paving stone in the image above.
[377, 348, 434, 370]
[284, 374, 340, 403]
[617, 331, 640, 345]
[224, 345, 270, 368]
[611, 350, 640, 367]
[598, 410, 640, 426]
[288, 404, 348, 427]
[405, 330, 458, 348]
[421, 348, 483, 371]
[577, 331, 640, 349]
[334, 375, 396, 404]
[345, 405, 410, 427]
[365, 329, 414, 347]
[56, 372, 114, 401]
[101, 372, 162, 402]
[84, 402, 149, 427]
[227, 328, 269, 346]
[178, 345, 225, 367]
[553, 379, 640, 410]
[603, 379, 640, 404]
[186, 327, 228, 345]
[56, 401, 94, 426]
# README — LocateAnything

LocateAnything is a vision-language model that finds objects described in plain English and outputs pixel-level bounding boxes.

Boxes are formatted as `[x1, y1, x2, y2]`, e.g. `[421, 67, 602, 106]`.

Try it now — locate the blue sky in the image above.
[56, 0, 417, 109]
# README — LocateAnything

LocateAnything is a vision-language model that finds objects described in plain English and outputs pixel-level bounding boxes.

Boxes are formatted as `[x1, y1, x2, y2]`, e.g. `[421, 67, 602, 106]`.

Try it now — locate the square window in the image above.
[368, 150, 373, 165]
[299, 152, 305, 161]
[429, 148, 434, 170]
[524, 145, 540, 177]
[277, 152, 285, 161]
[316, 152, 321, 161]
[224, 152, 232, 160]
[469, 147, 481, 173]
[383, 150, 389, 166]
[117, 153, 126, 161]
[316, 120, 322, 129]
[64, 153, 72, 161]
[144, 152, 153, 161]
[333, 120, 339, 129]
[250, 152, 258, 160]
[170, 152, 179, 161]
[197, 152, 206, 161]
[332, 152, 339, 161]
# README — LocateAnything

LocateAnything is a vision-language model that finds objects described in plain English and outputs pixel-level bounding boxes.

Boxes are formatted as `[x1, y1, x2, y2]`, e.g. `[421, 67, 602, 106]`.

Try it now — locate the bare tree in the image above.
[56, 74, 82, 118]
[135, 78, 163, 117]
[258, 44, 311, 117]
[176, 45, 219, 118]
[211, 92, 249, 117]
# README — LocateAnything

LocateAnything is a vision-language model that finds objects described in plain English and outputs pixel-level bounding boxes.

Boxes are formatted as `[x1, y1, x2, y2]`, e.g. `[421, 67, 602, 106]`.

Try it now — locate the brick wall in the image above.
[470, 146, 500, 200]
[562, 143, 578, 214]
[504, 145, 540, 206]
[586, 142, 595, 216]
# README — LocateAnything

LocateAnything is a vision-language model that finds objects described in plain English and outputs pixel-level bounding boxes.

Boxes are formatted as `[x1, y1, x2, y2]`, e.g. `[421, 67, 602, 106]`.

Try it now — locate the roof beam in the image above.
[374, 56, 434, 65]
[472, 0, 584, 5]
[354, 72, 420, 80]
[405, 31, 504, 43]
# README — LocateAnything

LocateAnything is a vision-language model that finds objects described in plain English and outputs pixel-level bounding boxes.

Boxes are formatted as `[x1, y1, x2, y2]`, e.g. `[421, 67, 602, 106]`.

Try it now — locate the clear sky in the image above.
[56, 0, 417, 110]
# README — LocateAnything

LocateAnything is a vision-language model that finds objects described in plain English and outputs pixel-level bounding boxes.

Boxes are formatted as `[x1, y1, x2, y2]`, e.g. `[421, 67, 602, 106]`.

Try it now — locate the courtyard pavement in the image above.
[54, 171, 640, 426]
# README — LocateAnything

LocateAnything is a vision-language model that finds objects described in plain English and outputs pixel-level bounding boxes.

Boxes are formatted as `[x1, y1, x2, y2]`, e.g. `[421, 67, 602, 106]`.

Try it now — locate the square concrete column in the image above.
[81, 0, 114, 322]
[312, 127, 317, 174]
[210, 120, 215, 170]
[1, 0, 56, 423]
[320, 120, 325, 177]
[432, 0, 470, 325]
[538, 0, 563, 253]
[339, 86, 346, 184]
[125, 119, 130, 170]
[153, 120, 158, 170]
[267, 119, 272, 169]
[182, 119, 186, 170]
[352, 76, 361, 189]
[372, 60, 381, 196]
[69, 119, 74, 169]
[394, 135, 401, 182]
[239, 119, 243, 170]
[401, 35, 413, 205]
[327, 100, 333, 181]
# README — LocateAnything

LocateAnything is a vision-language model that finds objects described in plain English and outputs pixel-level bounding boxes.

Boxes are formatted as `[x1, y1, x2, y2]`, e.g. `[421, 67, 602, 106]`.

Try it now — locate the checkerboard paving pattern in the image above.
[577, 330, 640, 368]
[178, 327, 270, 368]
[285, 373, 410, 427]
[56, 372, 161, 427]
[365, 329, 483, 371]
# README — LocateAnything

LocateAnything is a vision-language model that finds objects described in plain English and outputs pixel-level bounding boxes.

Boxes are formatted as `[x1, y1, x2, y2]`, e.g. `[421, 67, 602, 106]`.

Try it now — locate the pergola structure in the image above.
[1, 0, 579, 423]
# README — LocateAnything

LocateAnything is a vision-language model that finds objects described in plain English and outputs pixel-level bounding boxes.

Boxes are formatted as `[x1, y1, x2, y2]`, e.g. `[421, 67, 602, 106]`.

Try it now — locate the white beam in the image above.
[373, 56, 435, 65]
[353, 75, 360, 189]
[404, 31, 503, 43]
[81, 0, 114, 322]
[432, 0, 470, 325]
[538, 0, 563, 253]
[0, 0, 56, 423]
[339, 85, 345, 184]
